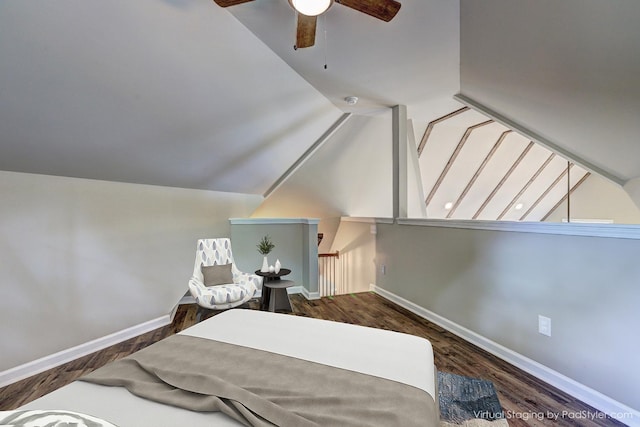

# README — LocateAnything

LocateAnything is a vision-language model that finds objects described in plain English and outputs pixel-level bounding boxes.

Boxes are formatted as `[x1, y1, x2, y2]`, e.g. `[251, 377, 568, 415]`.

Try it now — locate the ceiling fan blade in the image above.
[296, 14, 317, 49]
[212, 0, 254, 7]
[335, 0, 401, 22]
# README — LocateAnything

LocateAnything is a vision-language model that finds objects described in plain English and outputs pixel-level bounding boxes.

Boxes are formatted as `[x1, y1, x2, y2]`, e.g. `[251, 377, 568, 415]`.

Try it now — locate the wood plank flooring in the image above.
[0, 293, 628, 427]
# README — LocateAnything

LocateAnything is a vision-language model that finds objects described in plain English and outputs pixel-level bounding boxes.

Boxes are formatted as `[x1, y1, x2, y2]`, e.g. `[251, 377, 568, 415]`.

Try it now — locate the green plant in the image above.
[257, 235, 275, 255]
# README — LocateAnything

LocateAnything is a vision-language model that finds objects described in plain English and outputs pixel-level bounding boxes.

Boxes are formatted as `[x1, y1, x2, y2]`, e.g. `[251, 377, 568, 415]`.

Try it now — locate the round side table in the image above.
[255, 269, 292, 312]
[262, 280, 294, 312]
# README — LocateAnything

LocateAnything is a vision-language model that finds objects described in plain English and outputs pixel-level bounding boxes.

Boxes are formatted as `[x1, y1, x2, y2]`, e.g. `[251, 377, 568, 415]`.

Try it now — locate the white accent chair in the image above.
[188, 238, 262, 321]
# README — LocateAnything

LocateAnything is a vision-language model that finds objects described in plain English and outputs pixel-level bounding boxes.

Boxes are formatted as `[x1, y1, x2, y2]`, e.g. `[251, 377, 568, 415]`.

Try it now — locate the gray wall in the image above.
[376, 222, 640, 410]
[230, 220, 319, 295]
[0, 171, 261, 372]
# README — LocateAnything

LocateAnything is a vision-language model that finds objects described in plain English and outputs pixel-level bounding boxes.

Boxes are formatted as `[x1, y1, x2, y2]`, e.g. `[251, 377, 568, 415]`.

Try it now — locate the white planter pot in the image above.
[260, 256, 269, 273]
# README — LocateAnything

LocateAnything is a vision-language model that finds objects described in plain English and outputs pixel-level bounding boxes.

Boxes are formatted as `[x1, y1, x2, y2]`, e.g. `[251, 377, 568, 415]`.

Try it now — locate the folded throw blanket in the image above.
[81, 334, 436, 427]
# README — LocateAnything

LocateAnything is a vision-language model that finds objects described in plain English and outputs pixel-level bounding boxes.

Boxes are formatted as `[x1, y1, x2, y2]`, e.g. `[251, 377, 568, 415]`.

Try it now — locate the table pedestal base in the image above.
[268, 287, 292, 312]
[261, 279, 294, 313]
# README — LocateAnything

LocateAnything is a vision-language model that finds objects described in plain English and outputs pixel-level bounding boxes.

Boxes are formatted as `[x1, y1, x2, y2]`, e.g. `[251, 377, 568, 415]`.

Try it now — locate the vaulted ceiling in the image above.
[0, 0, 344, 194]
[0, 0, 458, 196]
[418, 108, 590, 221]
[459, 0, 640, 186]
[1, 0, 638, 214]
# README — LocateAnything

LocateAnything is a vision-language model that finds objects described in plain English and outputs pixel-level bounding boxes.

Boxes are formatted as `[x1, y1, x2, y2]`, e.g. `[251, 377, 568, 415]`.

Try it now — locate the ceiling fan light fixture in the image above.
[291, 0, 332, 17]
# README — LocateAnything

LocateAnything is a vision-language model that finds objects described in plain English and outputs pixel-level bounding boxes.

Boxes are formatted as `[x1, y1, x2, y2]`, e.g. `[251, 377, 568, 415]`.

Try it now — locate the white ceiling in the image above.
[224, 0, 460, 119]
[0, 0, 460, 195]
[0, 0, 343, 194]
[1, 0, 637, 209]
[459, 0, 640, 184]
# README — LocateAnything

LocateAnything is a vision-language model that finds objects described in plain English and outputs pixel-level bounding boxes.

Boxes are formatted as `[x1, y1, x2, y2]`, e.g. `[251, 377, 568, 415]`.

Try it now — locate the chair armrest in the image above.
[188, 276, 210, 305]
[233, 271, 263, 289]
[188, 275, 205, 291]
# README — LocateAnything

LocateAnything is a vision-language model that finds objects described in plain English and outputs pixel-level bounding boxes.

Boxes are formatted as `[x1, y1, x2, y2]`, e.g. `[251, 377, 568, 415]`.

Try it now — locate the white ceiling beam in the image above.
[393, 105, 408, 219]
[263, 113, 351, 198]
[454, 94, 624, 186]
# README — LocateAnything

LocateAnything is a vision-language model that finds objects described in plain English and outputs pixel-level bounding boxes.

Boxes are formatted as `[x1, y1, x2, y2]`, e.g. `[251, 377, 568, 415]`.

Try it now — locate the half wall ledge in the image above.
[395, 218, 640, 240]
[342, 216, 640, 240]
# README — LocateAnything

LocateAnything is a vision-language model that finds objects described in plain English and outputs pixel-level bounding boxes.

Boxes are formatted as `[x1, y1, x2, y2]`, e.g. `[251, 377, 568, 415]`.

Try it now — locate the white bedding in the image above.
[20, 309, 436, 427]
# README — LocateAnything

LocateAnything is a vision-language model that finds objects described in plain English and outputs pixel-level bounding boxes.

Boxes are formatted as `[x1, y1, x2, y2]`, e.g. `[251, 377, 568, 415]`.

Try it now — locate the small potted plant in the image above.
[257, 235, 275, 273]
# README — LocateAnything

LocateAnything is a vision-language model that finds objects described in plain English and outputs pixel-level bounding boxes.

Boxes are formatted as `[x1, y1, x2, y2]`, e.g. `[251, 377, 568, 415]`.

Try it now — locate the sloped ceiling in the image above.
[459, 0, 640, 184]
[418, 108, 590, 221]
[253, 112, 394, 219]
[0, 0, 342, 194]
[0, 0, 461, 197]
[222, 0, 460, 120]
[2, 0, 637, 209]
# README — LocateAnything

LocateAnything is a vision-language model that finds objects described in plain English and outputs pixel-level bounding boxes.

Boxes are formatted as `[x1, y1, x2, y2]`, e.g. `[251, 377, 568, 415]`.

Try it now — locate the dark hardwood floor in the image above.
[0, 293, 628, 427]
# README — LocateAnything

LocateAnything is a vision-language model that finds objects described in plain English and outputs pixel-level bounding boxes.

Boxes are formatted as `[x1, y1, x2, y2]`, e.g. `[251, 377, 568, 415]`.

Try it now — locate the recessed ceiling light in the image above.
[514, 203, 524, 210]
[444, 202, 453, 210]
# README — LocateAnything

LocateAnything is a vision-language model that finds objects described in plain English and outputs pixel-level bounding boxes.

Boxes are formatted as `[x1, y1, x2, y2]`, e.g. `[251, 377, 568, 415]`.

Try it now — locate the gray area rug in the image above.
[438, 371, 507, 426]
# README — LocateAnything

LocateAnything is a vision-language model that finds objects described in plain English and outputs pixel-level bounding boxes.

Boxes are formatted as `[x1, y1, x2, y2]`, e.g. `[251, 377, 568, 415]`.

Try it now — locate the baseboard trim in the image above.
[179, 294, 196, 305]
[371, 285, 640, 426]
[287, 285, 303, 295]
[0, 315, 171, 388]
[300, 287, 321, 300]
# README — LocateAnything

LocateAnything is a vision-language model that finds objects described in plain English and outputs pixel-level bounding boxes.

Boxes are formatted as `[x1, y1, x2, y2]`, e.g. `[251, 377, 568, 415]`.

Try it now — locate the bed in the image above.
[6, 309, 437, 426]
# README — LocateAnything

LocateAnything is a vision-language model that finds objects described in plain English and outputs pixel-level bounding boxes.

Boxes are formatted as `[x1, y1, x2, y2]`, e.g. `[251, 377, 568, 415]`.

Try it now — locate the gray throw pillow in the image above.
[201, 263, 233, 287]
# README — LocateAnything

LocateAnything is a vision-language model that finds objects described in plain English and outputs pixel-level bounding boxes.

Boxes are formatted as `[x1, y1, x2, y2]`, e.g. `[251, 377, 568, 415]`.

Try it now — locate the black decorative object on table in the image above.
[256, 269, 292, 312]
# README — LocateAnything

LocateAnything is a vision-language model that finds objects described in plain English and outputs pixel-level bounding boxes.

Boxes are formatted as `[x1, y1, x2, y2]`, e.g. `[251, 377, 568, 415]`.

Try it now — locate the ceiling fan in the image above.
[213, 0, 401, 49]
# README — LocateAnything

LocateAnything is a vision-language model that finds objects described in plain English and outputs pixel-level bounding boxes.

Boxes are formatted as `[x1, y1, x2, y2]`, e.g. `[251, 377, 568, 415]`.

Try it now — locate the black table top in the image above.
[255, 268, 291, 278]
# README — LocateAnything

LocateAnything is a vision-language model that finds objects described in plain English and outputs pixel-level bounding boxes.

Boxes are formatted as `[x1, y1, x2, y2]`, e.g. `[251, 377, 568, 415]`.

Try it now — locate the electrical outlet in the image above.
[381, 265, 386, 275]
[538, 315, 551, 337]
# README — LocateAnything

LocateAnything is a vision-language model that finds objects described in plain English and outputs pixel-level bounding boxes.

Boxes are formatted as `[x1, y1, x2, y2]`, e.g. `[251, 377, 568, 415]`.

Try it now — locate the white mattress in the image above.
[21, 309, 435, 427]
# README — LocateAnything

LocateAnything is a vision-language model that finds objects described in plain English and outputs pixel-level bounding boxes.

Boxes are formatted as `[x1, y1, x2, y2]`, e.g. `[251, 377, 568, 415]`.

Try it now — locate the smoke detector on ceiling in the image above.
[344, 96, 359, 105]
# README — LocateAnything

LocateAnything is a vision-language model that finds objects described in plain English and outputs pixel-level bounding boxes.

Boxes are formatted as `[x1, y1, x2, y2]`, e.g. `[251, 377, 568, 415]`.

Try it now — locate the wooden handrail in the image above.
[318, 251, 339, 259]
[418, 106, 470, 156]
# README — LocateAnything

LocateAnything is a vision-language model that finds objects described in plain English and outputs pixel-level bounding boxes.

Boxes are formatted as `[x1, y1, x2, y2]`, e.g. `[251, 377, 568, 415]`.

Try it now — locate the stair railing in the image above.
[318, 251, 340, 297]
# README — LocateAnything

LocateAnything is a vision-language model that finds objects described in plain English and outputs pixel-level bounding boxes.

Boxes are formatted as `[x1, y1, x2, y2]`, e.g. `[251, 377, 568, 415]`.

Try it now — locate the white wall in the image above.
[545, 174, 640, 224]
[624, 177, 640, 212]
[250, 112, 394, 295]
[375, 221, 640, 412]
[329, 219, 378, 294]
[0, 171, 261, 372]
[252, 112, 393, 250]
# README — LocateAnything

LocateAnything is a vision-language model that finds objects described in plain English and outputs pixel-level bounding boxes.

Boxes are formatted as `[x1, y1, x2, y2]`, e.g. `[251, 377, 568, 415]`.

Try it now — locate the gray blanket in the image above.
[81, 334, 436, 427]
